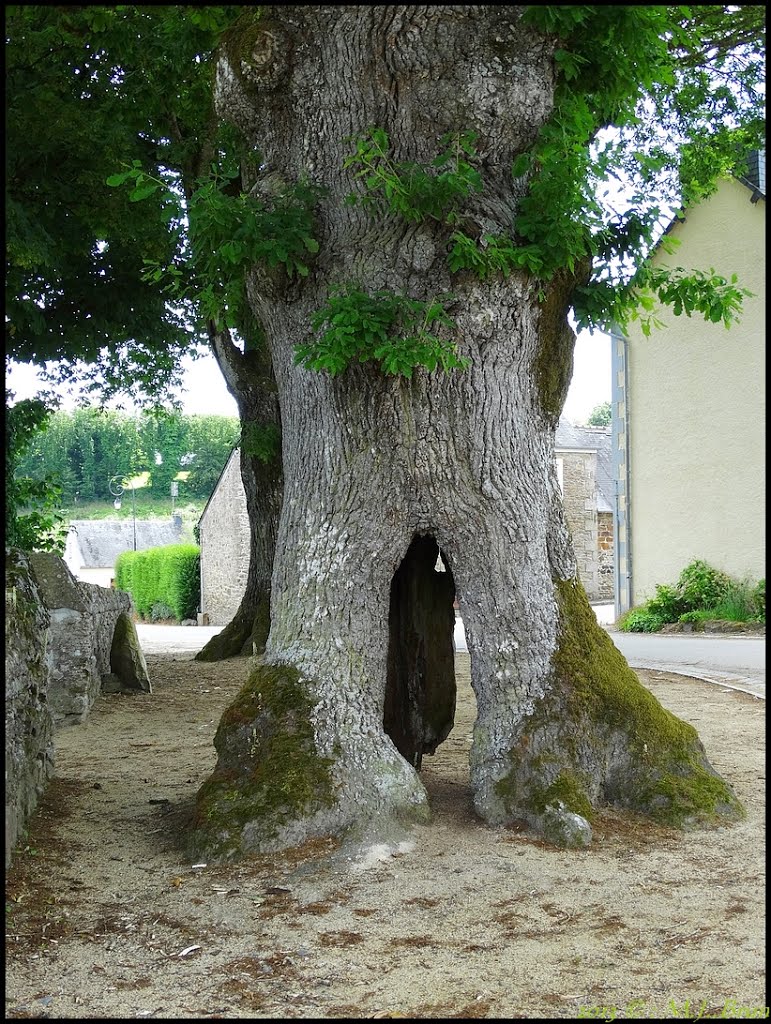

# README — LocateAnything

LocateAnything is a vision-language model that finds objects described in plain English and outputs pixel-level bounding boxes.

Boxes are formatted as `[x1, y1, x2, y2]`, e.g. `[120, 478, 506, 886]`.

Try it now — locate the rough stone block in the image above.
[110, 613, 151, 693]
[5, 550, 55, 869]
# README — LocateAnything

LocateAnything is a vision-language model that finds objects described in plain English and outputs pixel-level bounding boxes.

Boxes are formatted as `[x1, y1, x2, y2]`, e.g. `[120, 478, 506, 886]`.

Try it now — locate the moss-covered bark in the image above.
[194, 595, 270, 662]
[494, 578, 744, 838]
[203, 8, 745, 859]
[191, 663, 337, 859]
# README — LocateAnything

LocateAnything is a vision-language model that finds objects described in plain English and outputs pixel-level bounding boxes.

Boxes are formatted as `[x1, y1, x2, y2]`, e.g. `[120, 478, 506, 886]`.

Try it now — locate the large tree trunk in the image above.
[192, 6, 742, 858]
[195, 328, 282, 661]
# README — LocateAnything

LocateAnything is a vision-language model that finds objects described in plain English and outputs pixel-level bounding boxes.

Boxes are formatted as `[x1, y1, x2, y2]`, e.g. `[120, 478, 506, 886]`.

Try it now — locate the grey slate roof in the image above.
[555, 418, 613, 513]
[739, 149, 765, 201]
[67, 519, 184, 568]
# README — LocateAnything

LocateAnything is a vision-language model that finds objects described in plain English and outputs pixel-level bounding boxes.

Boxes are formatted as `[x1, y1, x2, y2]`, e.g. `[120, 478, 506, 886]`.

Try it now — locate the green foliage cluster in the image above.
[618, 560, 765, 633]
[14, 408, 239, 506]
[6, 6, 765, 410]
[4, 5, 237, 400]
[519, 5, 764, 333]
[115, 544, 200, 622]
[752, 578, 765, 620]
[6, 397, 67, 553]
[586, 401, 611, 427]
[297, 288, 467, 378]
[109, 163, 322, 330]
[448, 231, 545, 280]
[240, 422, 282, 464]
[677, 559, 733, 609]
[344, 128, 483, 224]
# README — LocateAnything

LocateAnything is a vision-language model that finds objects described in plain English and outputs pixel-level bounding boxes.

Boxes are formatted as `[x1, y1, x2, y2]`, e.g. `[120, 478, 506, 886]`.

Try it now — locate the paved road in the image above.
[138, 621, 765, 700]
[136, 623, 220, 655]
[453, 618, 765, 699]
[608, 630, 765, 699]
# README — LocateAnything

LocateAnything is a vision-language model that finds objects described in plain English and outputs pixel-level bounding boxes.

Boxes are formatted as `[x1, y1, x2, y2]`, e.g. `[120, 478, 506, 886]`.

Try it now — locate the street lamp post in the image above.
[109, 475, 137, 551]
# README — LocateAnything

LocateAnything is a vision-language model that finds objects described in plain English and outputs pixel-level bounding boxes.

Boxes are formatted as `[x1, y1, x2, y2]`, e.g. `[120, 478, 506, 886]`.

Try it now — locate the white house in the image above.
[612, 151, 765, 612]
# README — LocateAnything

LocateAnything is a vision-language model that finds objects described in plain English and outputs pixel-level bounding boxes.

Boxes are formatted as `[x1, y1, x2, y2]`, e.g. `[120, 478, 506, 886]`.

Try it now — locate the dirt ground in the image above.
[5, 646, 766, 1020]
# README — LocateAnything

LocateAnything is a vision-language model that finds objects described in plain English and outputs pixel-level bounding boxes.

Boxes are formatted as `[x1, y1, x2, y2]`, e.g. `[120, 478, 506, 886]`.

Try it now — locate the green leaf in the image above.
[129, 184, 161, 203]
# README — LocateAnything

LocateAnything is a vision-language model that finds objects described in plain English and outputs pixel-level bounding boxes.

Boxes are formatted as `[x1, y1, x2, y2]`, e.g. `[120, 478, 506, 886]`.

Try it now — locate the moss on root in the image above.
[192, 663, 336, 859]
[533, 770, 594, 822]
[496, 578, 743, 833]
[194, 597, 271, 662]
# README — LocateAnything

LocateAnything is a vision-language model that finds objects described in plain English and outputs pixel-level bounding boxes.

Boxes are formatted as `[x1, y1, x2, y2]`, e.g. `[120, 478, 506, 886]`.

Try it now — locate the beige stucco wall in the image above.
[626, 178, 765, 604]
[198, 449, 250, 625]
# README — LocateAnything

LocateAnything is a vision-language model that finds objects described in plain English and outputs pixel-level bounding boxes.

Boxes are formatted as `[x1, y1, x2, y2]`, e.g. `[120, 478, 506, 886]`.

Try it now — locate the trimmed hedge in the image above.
[115, 544, 200, 622]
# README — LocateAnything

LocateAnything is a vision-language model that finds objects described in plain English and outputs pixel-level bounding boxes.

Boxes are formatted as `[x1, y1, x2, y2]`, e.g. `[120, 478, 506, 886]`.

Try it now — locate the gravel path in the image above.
[5, 651, 766, 1019]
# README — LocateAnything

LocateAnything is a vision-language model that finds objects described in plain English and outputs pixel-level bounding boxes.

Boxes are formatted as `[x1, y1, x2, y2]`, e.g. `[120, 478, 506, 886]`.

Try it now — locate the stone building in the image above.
[198, 426, 614, 625]
[197, 449, 251, 625]
[554, 419, 614, 602]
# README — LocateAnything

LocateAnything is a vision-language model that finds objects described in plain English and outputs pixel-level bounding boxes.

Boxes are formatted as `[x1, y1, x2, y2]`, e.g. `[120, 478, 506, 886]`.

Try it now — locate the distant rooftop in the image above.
[740, 149, 766, 200]
[66, 519, 184, 568]
[555, 418, 613, 513]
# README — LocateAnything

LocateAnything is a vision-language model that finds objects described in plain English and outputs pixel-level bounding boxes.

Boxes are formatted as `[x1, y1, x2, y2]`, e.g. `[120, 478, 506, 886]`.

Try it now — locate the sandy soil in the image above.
[5, 646, 766, 1020]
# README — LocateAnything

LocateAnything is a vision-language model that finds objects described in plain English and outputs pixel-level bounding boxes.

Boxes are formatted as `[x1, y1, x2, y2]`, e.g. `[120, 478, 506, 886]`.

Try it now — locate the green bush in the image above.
[646, 583, 687, 622]
[617, 608, 668, 633]
[115, 544, 200, 622]
[678, 578, 766, 625]
[619, 561, 765, 633]
[677, 610, 704, 626]
[676, 559, 732, 610]
[150, 601, 176, 622]
[752, 579, 765, 622]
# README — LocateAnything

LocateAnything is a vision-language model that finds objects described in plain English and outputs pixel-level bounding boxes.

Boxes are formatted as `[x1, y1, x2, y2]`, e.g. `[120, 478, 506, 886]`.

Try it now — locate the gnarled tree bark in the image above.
[192, 6, 742, 858]
[195, 324, 282, 660]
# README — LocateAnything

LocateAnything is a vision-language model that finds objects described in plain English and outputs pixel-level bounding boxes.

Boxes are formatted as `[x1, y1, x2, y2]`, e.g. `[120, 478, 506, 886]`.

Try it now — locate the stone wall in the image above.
[597, 511, 615, 601]
[81, 581, 134, 680]
[5, 550, 55, 869]
[199, 449, 251, 625]
[559, 450, 600, 600]
[5, 550, 150, 868]
[28, 553, 135, 726]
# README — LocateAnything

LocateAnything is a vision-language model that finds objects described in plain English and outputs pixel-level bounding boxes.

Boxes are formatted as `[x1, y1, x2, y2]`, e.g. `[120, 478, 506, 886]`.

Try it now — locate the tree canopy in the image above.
[5, 5, 242, 403]
[6, 6, 765, 393]
[5, 5, 766, 557]
[15, 408, 240, 506]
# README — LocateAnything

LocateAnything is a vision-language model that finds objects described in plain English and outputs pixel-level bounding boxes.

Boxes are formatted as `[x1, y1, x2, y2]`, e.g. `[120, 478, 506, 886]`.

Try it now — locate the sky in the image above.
[6, 327, 612, 425]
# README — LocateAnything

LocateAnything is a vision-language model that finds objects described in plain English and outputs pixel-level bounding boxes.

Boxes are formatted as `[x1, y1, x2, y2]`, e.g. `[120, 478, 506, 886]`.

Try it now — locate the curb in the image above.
[633, 665, 765, 701]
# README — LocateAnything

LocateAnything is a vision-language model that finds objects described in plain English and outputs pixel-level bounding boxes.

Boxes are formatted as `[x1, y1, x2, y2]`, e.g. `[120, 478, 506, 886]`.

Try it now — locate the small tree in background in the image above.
[6, 396, 67, 553]
[586, 401, 612, 427]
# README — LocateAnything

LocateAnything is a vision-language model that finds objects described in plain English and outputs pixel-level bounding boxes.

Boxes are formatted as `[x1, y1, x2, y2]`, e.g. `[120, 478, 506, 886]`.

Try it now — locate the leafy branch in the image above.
[295, 288, 468, 378]
[107, 161, 322, 330]
[6, 397, 67, 553]
[513, 5, 764, 332]
[573, 265, 753, 336]
[344, 127, 483, 224]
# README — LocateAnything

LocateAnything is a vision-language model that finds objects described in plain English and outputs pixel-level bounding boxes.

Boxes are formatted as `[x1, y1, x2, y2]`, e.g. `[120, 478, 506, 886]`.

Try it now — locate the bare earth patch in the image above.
[5, 650, 766, 1019]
